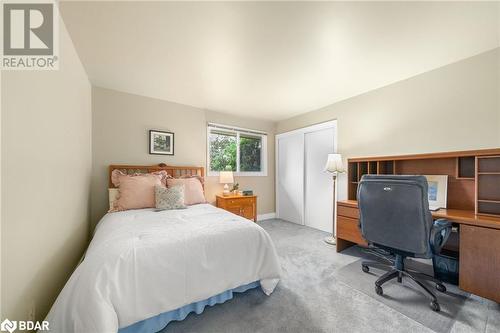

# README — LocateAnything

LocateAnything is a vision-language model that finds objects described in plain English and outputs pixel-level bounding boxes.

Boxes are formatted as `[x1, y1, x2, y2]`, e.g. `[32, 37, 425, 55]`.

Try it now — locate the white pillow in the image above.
[108, 188, 120, 211]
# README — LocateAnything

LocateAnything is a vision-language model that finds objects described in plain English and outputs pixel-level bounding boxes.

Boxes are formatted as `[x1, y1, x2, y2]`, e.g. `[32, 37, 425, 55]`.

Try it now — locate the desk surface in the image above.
[339, 200, 500, 230]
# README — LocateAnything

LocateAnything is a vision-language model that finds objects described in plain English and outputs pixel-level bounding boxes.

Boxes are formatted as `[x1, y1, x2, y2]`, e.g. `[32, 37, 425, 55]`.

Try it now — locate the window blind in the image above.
[207, 122, 267, 136]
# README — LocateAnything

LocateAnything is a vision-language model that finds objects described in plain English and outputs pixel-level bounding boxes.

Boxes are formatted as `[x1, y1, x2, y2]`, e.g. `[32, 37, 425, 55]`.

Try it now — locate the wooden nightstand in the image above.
[216, 195, 257, 222]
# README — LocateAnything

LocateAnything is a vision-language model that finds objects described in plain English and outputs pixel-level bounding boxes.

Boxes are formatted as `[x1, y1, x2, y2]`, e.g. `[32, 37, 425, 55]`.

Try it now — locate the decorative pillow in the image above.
[108, 188, 119, 211]
[111, 173, 164, 211]
[179, 174, 204, 185]
[167, 177, 206, 205]
[111, 169, 170, 187]
[155, 185, 187, 210]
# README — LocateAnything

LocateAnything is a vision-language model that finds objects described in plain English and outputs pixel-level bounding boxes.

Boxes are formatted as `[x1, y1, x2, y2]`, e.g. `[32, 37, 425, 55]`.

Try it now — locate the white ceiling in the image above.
[59, 1, 499, 121]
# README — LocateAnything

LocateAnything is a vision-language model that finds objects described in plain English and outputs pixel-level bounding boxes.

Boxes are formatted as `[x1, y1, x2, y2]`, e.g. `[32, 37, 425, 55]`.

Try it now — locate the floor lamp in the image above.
[324, 153, 345, 245]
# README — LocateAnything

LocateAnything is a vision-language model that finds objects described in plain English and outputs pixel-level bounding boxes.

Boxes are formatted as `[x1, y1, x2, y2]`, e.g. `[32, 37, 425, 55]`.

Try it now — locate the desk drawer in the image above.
[460, 225, 500, 302]
[337, 216, 367, 246]
[337, 205, 359, 219]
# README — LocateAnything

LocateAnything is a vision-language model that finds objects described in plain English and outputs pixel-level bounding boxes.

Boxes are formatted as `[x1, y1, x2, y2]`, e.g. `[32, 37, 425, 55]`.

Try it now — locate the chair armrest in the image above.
[430, 219, 452, 254]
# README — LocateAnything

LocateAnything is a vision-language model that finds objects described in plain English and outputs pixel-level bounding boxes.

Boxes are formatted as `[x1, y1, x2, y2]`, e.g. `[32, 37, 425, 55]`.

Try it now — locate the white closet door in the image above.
[304, 128, 334, 232]
[277, 134, 304, 225]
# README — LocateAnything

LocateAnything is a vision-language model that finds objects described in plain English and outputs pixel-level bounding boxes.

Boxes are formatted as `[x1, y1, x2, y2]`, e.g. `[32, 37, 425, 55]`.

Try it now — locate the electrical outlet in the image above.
[28, 300, 36, 322]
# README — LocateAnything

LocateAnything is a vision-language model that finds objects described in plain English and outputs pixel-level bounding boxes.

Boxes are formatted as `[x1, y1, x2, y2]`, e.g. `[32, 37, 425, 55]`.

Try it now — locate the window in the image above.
[209, 130, 237, 172]
[207, 123, 267, 176]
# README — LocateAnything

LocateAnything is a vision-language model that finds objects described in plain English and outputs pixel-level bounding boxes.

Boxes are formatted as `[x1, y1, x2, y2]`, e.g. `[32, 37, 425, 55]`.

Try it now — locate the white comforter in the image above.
[45, 204, 281, 332]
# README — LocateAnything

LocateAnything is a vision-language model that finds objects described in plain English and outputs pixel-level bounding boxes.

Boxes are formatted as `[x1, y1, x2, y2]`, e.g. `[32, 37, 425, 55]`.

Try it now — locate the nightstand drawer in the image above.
[226, 198, 254, 207]
[226, 206, 243, 216]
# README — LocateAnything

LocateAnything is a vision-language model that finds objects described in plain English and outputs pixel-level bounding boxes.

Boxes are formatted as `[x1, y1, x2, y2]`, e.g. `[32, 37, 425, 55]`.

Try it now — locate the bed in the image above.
[45, 164, 281, 332]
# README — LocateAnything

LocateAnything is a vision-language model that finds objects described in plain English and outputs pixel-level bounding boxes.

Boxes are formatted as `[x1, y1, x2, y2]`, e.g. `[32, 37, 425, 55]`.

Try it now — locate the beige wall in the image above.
[91, 87, 275, 228]
[1, 17, 92, 323]
[276, 48, 500, 199]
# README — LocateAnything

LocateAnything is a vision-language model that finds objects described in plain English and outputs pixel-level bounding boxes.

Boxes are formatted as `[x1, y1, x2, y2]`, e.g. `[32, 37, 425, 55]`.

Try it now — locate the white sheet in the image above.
[45, 204, 281, 332]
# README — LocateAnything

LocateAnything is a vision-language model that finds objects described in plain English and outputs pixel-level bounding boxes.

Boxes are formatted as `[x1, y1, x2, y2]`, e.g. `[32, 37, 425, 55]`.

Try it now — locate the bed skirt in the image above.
[119, 281, 261, 333]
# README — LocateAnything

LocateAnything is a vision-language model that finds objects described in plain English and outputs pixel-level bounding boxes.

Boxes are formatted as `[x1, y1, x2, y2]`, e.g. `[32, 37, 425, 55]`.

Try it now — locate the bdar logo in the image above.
[0, 319, 49, 332]
[0, 319, 17, 333]
[3, 3, 54, 56]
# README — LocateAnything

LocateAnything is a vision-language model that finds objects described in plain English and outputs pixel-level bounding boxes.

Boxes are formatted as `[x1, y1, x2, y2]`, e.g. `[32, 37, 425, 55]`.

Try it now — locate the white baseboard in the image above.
[257, 212, 276, 221]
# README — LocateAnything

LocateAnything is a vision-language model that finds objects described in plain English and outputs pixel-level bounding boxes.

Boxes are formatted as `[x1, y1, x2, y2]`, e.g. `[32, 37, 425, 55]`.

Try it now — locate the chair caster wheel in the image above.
[436, 284, 446, 293]
[362, 265, 369, 273]
[430, 301, 440, 312]
[375, 285, 383, 296]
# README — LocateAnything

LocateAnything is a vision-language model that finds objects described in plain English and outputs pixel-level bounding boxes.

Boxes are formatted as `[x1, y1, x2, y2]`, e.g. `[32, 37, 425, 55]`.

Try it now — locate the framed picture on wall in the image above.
[149, 130, 174, 155]
[424, 175, 448, 210]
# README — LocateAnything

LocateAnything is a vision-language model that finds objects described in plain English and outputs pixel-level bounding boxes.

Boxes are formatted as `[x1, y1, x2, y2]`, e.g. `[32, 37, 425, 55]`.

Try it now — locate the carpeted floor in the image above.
[162, 219, 500, 333]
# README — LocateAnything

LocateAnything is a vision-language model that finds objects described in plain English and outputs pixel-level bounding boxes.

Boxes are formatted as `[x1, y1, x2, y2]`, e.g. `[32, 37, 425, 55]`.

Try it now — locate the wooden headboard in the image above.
[108, 163, 205, 188]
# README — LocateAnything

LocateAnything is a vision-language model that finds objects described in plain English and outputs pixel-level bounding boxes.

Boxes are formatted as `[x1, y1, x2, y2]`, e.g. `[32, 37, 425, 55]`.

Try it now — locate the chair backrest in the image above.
[357, 175, 433, 257]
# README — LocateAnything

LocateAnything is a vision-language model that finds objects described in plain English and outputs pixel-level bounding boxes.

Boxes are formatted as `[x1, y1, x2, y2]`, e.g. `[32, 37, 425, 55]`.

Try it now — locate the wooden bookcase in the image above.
[347, 148, 500, 217]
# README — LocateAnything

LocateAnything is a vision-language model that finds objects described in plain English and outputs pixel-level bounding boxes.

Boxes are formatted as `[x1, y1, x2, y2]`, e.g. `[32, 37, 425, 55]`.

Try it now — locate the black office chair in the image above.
[358, 175, 452, 312]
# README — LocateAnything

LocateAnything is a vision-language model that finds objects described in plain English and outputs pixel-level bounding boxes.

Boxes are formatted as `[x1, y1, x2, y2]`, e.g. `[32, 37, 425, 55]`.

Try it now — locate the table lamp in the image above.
[219, 171, 234, 196]
[324, 153, 345, 245]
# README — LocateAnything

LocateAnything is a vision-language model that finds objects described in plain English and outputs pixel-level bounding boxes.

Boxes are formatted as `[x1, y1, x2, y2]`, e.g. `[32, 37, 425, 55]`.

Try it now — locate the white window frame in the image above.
[207, 123, 268, 177]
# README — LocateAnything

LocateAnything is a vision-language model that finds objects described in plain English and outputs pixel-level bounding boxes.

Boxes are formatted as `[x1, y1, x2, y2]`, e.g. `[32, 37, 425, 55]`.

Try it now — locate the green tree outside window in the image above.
[209, 130, 263, 173]
[209, 131, 237, 171]
[240, 135, 261, 171]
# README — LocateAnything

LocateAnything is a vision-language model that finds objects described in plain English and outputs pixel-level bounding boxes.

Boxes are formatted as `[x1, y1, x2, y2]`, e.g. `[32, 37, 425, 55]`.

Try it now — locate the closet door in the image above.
[277, 133, 304, 225]
[304, 128, 334, 233]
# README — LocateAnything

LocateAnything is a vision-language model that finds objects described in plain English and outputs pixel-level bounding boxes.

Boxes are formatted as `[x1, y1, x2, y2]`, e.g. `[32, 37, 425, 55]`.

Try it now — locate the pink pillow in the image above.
[167, 177, 206, 205]
[111, 173, 164, 211]
[111, 169, 170, 187]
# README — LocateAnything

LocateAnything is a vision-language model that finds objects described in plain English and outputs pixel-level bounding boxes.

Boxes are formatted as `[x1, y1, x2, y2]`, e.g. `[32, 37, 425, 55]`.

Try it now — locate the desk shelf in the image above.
[347, 160, 395, 200]
[477, 156, 500, 173]
[478, 199, 500, 203]
[476, 156, 500, 216]
[457, 156, 475, 179]
[378, 160, 395, 174]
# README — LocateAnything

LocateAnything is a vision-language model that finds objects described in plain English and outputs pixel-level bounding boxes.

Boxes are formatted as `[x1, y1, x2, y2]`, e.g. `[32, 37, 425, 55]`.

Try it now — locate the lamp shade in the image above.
[324, 153, 345, 173]
[219, 171, 234, 184]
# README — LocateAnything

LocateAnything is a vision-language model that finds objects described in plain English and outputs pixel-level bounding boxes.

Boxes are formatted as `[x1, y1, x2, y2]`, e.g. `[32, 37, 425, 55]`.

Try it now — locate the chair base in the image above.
[361, 254, 446, 312]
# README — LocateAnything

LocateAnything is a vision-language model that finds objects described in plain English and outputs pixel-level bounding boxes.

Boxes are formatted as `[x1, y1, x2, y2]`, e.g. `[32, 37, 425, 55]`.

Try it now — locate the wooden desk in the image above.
[337, 148, 500, 303]
[337, 199, 500, 303]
